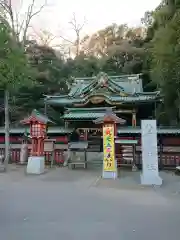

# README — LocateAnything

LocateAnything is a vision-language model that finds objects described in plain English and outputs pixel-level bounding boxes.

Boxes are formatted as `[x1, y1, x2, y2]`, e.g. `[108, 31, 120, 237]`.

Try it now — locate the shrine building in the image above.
[43, 72, 164, 166]
[45, 72, 160, 128]
[0, 72, 179, 168]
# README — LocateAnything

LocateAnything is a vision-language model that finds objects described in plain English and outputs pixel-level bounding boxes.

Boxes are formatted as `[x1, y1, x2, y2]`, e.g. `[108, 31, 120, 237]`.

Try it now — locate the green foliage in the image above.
[25, 42, 68, 94]
[148, 0, 180, 124]
[0, 7, 170, 125]
[66, 54, 100, 77]
[2, 22, 148, 124]
[0, 23, 34, 93]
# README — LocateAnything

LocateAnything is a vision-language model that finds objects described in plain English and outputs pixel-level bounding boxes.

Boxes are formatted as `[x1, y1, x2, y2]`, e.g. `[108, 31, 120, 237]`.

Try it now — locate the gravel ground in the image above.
[0, 165, 180, 240]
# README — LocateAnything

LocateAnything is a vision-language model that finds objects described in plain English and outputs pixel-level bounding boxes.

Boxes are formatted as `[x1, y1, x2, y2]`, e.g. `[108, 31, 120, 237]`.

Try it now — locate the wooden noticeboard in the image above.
[44, 139, 56, 152]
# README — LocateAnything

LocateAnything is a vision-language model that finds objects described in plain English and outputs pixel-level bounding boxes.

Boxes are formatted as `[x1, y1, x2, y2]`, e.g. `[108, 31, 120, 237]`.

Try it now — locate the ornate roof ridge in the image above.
[108, 79, 125, 91]
[74, 73, 142, 81]
[44, 94, 68, 99]
[74, 76, 96, 81]
[65, 107, 115, 112]
[74, 72, 127, 97]
[134, 91, 160, 96]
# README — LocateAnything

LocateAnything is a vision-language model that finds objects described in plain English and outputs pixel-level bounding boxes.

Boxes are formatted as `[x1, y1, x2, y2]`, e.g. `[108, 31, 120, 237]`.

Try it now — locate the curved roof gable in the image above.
[45, 73, 161, 107]
[69, 72, 127, 98]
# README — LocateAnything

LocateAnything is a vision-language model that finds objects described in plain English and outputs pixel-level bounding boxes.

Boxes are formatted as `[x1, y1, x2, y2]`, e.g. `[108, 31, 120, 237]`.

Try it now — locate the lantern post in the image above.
[21, 109, 52, 174]
[94, 108, 125, 179]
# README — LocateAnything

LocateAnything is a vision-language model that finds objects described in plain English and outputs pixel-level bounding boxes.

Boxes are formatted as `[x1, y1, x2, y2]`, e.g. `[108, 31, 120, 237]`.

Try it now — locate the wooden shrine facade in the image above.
[0, 126, 180, 169]
[3, 72, 177, 168]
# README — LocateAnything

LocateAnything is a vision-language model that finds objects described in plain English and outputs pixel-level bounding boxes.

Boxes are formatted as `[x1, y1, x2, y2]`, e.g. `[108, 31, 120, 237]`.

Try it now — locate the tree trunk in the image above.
[4, 90, 10, 171]
[76, 34, 80, 56]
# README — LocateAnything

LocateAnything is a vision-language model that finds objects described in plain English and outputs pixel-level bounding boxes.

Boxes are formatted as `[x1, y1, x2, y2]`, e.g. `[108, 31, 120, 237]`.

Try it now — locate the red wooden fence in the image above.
[1, 148, 65, 165]
[4, 146, 180, 168]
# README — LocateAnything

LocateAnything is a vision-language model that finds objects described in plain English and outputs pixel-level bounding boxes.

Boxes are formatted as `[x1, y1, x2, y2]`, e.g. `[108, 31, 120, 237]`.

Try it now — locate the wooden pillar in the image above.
[65, 121, 69, 129]
[44, 99, 47, 115]
[114, 123, 117, 136]
[41, 139, 44, 156]
[84, 129, 88, 140]
[34, 139, 37, 156]
[132, 110, 136, 127]
[39, 139, 42, 156]
[159, 136, 163, 170]
[31, 139, 35, 155]
[114, 122, 118, 167]
[154, 101, 157, 119]
[37, 138, 41, 156]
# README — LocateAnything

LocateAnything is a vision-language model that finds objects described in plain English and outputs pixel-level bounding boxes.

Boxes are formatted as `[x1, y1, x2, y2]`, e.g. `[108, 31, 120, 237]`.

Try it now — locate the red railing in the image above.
[2, 144, 180, 169]
[1, 148, 65, 165]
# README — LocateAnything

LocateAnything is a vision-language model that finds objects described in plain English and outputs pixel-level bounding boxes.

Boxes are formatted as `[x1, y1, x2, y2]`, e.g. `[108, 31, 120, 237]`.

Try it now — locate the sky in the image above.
[14, 0, 162, 42]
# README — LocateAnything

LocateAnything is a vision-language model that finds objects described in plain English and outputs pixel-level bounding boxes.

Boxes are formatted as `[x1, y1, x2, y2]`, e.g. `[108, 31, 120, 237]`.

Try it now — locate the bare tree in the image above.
[69, 12, 86, 56]
[0, 0, 48, 45]
[56, 13, 86, 57]
[30, 28, 56, 46]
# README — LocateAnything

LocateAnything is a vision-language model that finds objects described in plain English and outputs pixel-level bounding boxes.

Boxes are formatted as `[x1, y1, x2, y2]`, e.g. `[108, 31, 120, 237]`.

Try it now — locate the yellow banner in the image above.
[103, 124, 115, 172]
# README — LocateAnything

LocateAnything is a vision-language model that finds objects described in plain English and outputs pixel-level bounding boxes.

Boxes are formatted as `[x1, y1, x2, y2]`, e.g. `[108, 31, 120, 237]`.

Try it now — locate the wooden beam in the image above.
[114, 109, 134, 114]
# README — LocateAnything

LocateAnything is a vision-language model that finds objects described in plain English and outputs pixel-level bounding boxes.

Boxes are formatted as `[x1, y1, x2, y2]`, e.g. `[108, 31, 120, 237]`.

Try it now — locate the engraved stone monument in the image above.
[141, 120, 162, 186]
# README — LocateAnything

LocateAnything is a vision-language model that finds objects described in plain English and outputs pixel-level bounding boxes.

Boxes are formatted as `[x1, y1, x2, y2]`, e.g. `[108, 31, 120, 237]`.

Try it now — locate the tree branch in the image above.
[68, 12, 86, 56]
[69, 12, 86, 34]
[0, 0, 48, 44]
[22, 0, 47, 45]
[30, 28, 58, 46]
[57, 35, 74, 44]
[0, 0, 15, 36]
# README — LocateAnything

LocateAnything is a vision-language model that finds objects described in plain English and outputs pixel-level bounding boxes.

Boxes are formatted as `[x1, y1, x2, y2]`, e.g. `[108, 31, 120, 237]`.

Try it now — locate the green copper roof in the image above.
[70, 73, 142, 96]
[63, 112, 105, 120]
[63, 107, 111, 120]
[21, 109, 54, 124]
[45, 72, 161, 106]
[47, 94, 160, 106]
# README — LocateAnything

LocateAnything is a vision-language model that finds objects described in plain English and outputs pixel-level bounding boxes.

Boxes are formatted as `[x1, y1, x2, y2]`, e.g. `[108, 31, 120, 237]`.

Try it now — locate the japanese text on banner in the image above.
[103, 125, 115, 171]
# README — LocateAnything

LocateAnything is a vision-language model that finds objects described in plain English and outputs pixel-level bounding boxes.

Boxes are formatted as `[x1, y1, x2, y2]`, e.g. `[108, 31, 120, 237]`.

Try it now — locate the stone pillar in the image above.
[20, 141, 28, 164]
[140, 120, 162, 186]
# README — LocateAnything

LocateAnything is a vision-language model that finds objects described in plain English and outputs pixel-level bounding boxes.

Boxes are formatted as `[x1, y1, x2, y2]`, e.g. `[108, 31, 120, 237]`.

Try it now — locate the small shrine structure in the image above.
[21, 109, 53, 174]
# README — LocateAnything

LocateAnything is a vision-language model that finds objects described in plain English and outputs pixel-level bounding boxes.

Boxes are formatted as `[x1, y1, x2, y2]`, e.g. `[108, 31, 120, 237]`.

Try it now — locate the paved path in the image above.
[0, 166, 180, 240]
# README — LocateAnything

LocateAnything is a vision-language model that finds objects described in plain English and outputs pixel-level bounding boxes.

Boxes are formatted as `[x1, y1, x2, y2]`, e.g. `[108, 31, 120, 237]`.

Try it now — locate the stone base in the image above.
[63, 158, 68, 167]
[0, 163, 5, 172]
[102, 171, 118, 179]
[175, 166, 180, 175]
[140, 173, 162, 186]
[132, 164, 138, 172]
[27, 156, 45, 174]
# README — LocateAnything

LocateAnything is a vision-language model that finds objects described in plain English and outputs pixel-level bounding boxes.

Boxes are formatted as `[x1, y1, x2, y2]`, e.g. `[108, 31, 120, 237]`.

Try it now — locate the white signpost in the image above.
[141, 120, 162, 186]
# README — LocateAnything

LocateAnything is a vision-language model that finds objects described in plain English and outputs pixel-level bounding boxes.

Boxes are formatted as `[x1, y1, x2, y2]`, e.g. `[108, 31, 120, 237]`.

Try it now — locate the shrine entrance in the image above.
[86, 128, 102, 152]
[77, 127, 102, 152]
